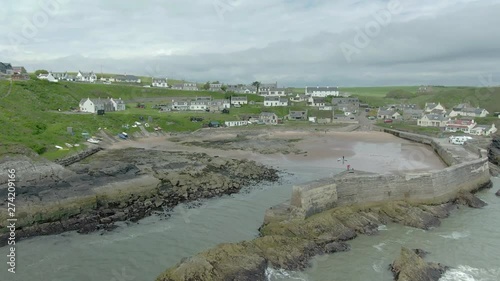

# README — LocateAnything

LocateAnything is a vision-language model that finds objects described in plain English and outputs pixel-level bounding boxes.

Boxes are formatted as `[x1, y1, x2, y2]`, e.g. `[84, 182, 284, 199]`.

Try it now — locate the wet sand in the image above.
[107, 129, 447, 174]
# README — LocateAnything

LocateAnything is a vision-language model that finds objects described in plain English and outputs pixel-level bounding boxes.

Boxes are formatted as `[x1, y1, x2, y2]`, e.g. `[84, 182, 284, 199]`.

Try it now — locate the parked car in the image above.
[384, 119, 393, 123]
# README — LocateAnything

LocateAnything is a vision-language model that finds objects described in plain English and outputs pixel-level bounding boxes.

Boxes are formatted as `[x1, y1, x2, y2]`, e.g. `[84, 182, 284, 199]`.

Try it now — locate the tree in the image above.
[34, 69, 48, 76]
[221, 85, 227, 92]
[202, 81, 210, 90]
[252, 81, 261, 94]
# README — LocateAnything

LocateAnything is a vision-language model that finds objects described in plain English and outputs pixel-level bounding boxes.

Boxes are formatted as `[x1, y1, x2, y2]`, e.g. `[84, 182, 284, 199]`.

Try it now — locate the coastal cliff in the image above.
[0, 148, 279, 245]
[488, 134, 500, 176]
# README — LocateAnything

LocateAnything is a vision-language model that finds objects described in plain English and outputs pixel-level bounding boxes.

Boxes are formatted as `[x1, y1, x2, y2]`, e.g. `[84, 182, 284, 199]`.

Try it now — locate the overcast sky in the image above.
[1, 0, 500, 87]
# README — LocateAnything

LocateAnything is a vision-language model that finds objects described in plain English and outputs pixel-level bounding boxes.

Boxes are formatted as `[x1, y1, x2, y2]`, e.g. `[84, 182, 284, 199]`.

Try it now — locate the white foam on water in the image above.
[439, 231, 470, 240]
[377, 225, 388, 231]
[373, 242, 386, 251]
[265, 267, 308, 281]
[439, 265, 500, 281]
[372, 260, 385, 273]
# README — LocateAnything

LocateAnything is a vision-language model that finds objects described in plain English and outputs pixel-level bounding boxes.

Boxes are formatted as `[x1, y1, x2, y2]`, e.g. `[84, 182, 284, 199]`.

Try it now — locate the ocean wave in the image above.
[439, 265, 500, 281]
[372, 260, 385, 273]
[439, 231, 470, 240]
[373, 242, 386, 252]
[265, 267, 308, 281]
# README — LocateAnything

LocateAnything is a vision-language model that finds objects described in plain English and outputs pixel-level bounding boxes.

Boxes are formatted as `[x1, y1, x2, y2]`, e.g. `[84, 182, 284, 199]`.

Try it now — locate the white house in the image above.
[225, 120, 249, 127]
[445, 119, 476, 133]
[189, 100, 209, 111]
[265, 88, 286, 96]
[424, 102, 446, 113]
[470, 124, 497, 136]
[290, 94, 308, 102]
[110, 98, 126, 111]
[152, 77, 168, 88]
[79, 98, 114, 113]
[264, 96, 288, 107]
[231, 96, 248, 105]
[100, 76, 116, 83]
[76, 71, 97, 83]
[308, 97, 326, 107]
[305, 86, 340, 97]
[37, 72, 58, 82]
[115, 75, 141, 83]
[417, 114, 449, 127]
[209, 99, 230, 111]
[449, 104, 489, 118]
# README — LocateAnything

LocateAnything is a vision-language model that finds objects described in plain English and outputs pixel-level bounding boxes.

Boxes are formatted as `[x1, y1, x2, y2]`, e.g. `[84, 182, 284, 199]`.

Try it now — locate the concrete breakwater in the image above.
[265, 129, 491, 222]
[54, 145, 103, 166]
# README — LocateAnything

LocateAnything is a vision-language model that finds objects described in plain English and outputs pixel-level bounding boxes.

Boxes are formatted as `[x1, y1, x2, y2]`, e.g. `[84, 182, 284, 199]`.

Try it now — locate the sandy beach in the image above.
[106, 128, 447, 174]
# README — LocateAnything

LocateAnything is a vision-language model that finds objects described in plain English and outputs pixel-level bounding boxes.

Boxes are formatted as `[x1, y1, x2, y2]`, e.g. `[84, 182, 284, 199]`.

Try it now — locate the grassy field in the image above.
[1, 78, 499, 159]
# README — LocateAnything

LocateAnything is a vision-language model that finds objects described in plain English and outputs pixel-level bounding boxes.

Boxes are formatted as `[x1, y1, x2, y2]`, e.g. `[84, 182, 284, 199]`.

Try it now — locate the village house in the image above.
[79, 98, 114, 113]
[424, 102, 446, 114]
[241, 85, 257, 94]
[209, 99, 230, 111]
[37, 72, 58, 82]
[230, 96, 248, 105]
[288, 110, 308, 120]
[449, 104, 489, 118]
[189, 100, 209, 111]
[100, 76, 116, 83]
[109, 98, 126, 111]
[12, 66, 26, 74]
[264, 96, 288, 107]
[224, 120, 249, 127]
[11, 73, 30, 80]
[258, 82, 278, 95]
[305, 86, 340, 97]
[332, 97, 359, 112]
[290, 94, 308, 102]
[470, 124, 497, 136]
[152, 77, 168, 88]
[333, 114, 357, 122]
[183, 83, 198, 91]
[377, 108, 401, 120]
[402, 109, 424, 121]
[417, 114, 449, 127]
[266, 88, 286, 96]
[114, 74, 141, 83]
[170, 98, 190, 110]
[53, 72, 76, 81]
[171, 84, 183, 90]
[260, 112, 278, 125]
[0, 62, 13, 74]
[76, 71, 98, 83]
[308, 97, 327, 107]
[445, 118, 477, 134]
[209, 83, 223, 91]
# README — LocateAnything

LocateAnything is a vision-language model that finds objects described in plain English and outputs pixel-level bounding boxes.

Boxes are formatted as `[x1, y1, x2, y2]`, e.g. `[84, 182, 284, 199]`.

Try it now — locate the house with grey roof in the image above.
[114, 74, 141, 83]
[0, 62, 13, 75]
[170, 98, 191, 110]
[53, 72, 76, 81]
[264, 96, 288, 107]
[183, 83, 198, 91]
[308, 96, 327, 107]
[417, 114, 449, 127]
[332, 97, 359, 112]
[305, 86, 340, 97]
[231, 96, 248, 105]
[189, 100, 209, 111]
[76, 71, 97, 83]
[377, 108, 398, 119]
[172, 84, 184, 90]
[12, 66, 26, 74]
[424, 102, 446, 113]
[402, 109, 424, 120]
[449, 104, 489, 118]
[152, 77, 168, 88]
[290, 94, 308, 102]
[209, 83, 223, 92]
[110, 98, 126, 111]
[288, 110, 308, 120]
[209, 99, 230, 111]
[260, 112, 278, 125]
[79, 98, 114, 113]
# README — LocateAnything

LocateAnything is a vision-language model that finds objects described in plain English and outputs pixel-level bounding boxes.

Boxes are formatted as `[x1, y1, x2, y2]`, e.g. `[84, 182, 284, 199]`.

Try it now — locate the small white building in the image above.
[152, 77, 168, 88]
[224, 120, 249, 127]
[264, 96, 288, 107]
[231, 96, 248, 105]
[189, 100, 209, 111]
[37, 72, 58, 82]
[305, 86, 340, 97]
[76, 71, 97, 83]
[110, 98, 126, 111]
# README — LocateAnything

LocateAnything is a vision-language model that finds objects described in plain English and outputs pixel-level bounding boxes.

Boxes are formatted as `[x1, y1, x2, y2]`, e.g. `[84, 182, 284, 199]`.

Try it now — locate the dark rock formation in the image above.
[489, 135, 500, 176]
[496, 190, 500, 197]
[455, 192, 488, 208]
[390, 247, 448, 281]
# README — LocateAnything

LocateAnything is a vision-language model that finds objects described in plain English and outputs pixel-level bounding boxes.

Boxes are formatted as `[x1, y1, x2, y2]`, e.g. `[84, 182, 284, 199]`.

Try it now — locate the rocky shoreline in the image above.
[390, 248, 448, 281]
[0, 148, 280, 246]
[156, 188, 490, 281]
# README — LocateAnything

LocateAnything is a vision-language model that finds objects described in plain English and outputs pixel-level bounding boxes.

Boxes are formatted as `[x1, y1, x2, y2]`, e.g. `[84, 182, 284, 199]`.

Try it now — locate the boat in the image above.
[65, 143, 73, 148]
[87, 138, 100, 144]
[118, 133, 128, 140]
[55, 145, 63, 149]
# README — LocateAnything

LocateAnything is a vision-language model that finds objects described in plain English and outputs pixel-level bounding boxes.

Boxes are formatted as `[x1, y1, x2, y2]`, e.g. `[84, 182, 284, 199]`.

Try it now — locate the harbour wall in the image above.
[265, 129, 491, 222]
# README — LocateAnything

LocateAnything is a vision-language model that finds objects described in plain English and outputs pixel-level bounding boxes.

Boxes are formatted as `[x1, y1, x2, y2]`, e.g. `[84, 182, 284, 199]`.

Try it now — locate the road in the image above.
[356, 109, 376, 131]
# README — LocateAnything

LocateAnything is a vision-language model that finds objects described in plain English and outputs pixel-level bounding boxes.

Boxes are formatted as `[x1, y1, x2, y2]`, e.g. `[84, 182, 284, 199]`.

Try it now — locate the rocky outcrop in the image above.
[390, 247, 448, 281]
[0, 149, 280, 245]
[496, 190, 500, 197]
[455, 192, 488, 208]
[54, 146, 103, 166]
[157, 200, 462, 281]
[489, 135, 500, 176]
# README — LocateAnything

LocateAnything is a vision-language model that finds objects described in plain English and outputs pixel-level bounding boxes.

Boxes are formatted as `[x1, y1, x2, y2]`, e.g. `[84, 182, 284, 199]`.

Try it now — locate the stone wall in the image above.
[269, 129, 491, 220]
[55, 146, 103, 166]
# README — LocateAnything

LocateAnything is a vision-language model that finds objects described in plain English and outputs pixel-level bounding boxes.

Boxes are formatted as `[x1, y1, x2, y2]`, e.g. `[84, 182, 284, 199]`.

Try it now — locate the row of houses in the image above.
[167, 96, 231, 112]
[0, 62, 29, 80]
[78, 97, 126, 113]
